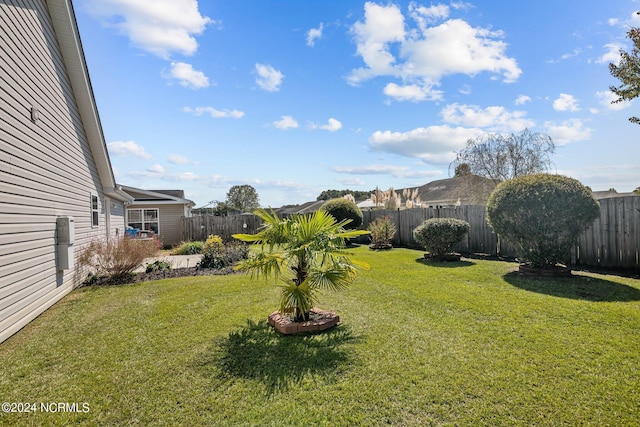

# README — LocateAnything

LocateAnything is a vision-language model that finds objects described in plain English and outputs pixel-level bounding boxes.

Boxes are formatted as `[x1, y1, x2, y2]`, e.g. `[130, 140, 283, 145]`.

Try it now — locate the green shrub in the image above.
[172, 241, 204, 255]
[368, 216, 396, 249]
[197, 235, 249, 269]
[145, 260, 172, 273]
[320, 198, 363, 229]
[486, 174, 600, 268]
[78, 236, 160, 278]
[413, 218, 470, 256]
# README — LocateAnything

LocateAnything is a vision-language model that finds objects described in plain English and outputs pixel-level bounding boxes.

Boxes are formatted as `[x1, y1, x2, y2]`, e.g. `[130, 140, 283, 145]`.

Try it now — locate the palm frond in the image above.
[234, 252, 285, 280]
[279, 280, 317, 318]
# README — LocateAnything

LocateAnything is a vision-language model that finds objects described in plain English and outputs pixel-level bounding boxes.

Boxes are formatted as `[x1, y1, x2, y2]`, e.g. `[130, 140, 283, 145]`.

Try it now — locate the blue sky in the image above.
[74, 0, 640, 208]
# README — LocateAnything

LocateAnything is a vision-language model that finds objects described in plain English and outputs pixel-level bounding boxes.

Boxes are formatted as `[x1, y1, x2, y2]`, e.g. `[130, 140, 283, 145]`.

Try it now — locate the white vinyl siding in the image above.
[0, 0, 124, 343]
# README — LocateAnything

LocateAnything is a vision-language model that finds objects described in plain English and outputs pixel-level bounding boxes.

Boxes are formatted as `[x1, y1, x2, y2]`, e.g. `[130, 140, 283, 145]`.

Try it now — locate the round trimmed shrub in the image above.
[486, 174, 600, 268]
[413, 218, 470, 256]
[320, 198, 363, 229]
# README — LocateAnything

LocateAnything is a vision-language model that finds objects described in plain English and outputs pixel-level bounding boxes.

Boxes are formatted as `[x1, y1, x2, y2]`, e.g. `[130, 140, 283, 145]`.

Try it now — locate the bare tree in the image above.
[451, 128, 555, 182]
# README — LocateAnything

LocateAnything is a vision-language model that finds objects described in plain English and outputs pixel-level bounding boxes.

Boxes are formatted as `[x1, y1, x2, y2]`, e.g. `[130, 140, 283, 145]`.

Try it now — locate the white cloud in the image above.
[368, 125, 483, 164]
[272, 115, 299, 129]
[383, 82, 442, 102]
[596, 43, 621, 64]
[348, 2, 406, 84]
[168, 154, 199, 165]
[440, 103, 534, 132]
[164, 61, 209, 89]
[255, 63, 284, 92]
[348, 3, 521, 98]
[86, 0, 212, 58]
[319, 118, 343, 132]
[544, 119, 592, 146]
[306, 23, 323, 47]
[177, 172, 198, 181]
[147, 164, 165, 174]
[595, 90, 633, 111]
[332, 164, 441, 179]
[183, 106, 245, 118]
[409, 3, 450, 31]
[107, 140, 152, 159]
[553, 93, 580, 112]
[168, 154, 189, 164]
[515, 95, 531, 105]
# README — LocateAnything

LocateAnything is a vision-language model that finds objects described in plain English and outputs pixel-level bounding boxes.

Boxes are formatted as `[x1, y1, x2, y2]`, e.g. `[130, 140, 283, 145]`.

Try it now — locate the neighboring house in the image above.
[358, 175, 496, 210]
[416, 175, 496, 207]
[592, 190, 637, 200]
[0, 0, 133, 343]
[272, 200, 326, 216]
[120, 186, 195, 247]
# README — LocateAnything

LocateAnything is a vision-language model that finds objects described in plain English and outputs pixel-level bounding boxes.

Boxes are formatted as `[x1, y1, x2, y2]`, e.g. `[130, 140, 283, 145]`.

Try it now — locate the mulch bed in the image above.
[85, 267, 239, 286]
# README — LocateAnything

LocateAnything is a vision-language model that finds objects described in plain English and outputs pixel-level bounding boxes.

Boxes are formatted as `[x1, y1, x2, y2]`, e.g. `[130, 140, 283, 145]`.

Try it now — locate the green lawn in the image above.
[1, 246, 639, 426]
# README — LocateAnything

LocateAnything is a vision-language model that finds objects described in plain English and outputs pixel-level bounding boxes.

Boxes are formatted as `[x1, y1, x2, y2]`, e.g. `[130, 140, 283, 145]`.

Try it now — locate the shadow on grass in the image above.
[503, 271, 640, 302]
[414, 258, 476, 268]
[193, 319, 356, 393]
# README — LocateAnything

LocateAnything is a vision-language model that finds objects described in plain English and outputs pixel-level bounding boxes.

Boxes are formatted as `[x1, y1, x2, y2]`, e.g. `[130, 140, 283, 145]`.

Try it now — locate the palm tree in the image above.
[233, 209, 369, 322]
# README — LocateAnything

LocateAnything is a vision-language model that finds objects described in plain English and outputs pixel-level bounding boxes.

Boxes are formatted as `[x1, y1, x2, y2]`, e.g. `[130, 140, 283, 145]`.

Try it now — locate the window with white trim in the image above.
[91, 194, 99, 227]
[126, 208, 159, 234]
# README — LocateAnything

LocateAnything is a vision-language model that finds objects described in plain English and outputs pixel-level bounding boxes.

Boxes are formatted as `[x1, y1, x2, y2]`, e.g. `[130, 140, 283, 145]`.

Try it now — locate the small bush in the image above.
[145, 260, 172, 273]
[78, 236, 160, 278]
[413, 218, 470, 257]
[368, 216, 396, 249]
[197, 235, 249, 269]
[487, 173, 600, 268]
[321, 198, 363, 229]
[172, 241, 204, 255]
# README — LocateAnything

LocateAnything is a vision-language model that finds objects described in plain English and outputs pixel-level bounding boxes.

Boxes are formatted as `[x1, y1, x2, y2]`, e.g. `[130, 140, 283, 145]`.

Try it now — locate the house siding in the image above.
[126, 204, 185, 247]
[0, 0, 124, 343]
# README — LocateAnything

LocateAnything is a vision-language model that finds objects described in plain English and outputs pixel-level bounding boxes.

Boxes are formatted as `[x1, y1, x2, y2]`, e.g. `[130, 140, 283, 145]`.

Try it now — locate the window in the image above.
[126, 208, 159, 234]
[91, 195, 99, 227]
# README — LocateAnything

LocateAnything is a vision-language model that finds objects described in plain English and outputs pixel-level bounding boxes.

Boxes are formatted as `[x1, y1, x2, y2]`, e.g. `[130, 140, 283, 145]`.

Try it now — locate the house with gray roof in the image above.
[120, 186, 195, 247]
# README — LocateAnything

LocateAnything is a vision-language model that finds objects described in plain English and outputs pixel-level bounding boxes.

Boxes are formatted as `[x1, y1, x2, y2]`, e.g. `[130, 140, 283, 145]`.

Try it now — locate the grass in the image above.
[1, 246, 639, 426]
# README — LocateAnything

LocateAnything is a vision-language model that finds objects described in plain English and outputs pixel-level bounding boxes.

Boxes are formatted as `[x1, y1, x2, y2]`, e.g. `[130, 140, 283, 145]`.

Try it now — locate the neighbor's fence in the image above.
[183, 195, 640, 269]
[182, 214, 264, 242]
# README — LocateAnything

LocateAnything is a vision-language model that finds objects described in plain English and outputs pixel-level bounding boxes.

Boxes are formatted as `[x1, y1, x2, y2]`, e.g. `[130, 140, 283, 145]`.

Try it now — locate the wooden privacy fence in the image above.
[182, 214, 264, 243]
[183, 196, 640, 269]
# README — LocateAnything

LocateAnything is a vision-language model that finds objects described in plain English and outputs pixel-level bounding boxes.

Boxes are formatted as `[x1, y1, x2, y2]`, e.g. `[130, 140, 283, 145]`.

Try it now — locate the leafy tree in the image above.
[451, 128, 555, 182]
[317, 189, 372, 201]
[634, 186, 640, 195]
[486, 174, 600, 268]
[212, 201, 230, 216]
[225, 185, 259, 213]
[320, 198, 363, 229]
[609, 27, 640, 124]
[233, 209, 369, 322]
[454, 163, 472, 177]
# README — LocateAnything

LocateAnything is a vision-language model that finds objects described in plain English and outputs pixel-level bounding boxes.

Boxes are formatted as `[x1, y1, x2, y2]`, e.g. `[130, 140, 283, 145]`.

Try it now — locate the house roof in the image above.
[120, 186, 195, 207]
[415, 175, 496, 206]
[46, 0, 132, 203]
[592, 191, 638, 200]
[272, 200, 326, 215]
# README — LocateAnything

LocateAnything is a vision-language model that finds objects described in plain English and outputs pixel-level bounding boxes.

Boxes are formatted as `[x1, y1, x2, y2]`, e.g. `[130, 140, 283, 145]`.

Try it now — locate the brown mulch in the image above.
[85, 267, 239, 286]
